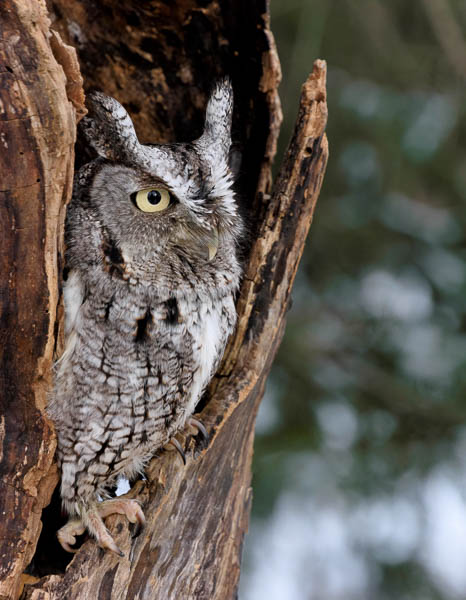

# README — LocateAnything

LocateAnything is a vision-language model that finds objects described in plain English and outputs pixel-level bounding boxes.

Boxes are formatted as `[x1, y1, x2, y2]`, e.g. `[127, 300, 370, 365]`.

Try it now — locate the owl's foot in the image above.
[57, 499, 145, 556]
[166, 418, 210, 465]
[57, 518, 86, 554]
[97, 497, 146, 540]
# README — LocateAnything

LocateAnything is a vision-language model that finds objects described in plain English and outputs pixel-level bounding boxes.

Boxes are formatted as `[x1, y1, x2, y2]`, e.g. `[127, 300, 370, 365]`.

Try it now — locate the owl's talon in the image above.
[58, 536, 80, 553]
[188, 417, 209, 444]
[167, 438, 187, 465]
[99, 534, 124, 557]
[87, 506, 125, 556]
[132, 521, 143, 539]
[109, 499, 147, 539]
[57, 518, 86, 553]
[97, 498, 146, 547]
[97, 498, 145, 525]
[62, 543, 79, 554]
[101, 536, 124, 557]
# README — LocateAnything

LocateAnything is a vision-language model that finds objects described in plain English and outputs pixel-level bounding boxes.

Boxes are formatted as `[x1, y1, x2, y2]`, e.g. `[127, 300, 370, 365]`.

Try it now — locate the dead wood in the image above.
[0, 1, 84, 598]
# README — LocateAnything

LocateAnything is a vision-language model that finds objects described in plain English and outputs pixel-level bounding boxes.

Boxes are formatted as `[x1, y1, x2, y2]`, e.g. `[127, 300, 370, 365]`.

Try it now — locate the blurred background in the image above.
[240, 1, 466, 598]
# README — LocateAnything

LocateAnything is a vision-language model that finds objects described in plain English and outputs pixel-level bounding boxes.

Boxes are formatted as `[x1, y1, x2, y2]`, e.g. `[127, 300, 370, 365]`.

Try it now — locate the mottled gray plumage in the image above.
[48, 80, 242, 554]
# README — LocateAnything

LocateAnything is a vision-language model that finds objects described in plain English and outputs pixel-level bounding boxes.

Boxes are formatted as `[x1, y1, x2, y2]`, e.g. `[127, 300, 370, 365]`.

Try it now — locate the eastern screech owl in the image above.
[48, 80, 242, 555]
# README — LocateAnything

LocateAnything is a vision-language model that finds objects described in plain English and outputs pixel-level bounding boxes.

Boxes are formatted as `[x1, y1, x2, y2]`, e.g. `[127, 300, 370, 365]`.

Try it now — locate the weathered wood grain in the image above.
[0, 1, 83, 599]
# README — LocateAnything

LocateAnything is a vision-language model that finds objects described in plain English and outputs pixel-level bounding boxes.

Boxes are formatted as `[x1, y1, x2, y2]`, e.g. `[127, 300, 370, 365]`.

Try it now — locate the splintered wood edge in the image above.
[49, 29, 87, 122]
[204, 59, 329, 435]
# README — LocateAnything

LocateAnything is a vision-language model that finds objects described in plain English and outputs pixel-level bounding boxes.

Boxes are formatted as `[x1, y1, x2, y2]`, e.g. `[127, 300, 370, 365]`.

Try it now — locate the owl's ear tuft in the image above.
[195, 78, 233, 166]
[80, 92, 140, 161]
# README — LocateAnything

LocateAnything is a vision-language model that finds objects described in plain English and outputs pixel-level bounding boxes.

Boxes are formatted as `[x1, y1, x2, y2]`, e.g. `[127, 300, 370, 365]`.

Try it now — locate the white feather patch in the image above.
[63, 270, 85, 336]
[56, 270, 84, 376]
[187, 306, 223, 415]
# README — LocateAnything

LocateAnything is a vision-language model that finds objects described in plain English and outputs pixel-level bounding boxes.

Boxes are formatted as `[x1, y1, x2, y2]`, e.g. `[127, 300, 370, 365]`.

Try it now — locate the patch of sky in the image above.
[420, 468, 466, 598]
[391, 322, 466, 382]
[352, 495, 420, 564]
[360, 268, 433, 321]
[315, 400, 359, 451]
[380, 192, 461, 244]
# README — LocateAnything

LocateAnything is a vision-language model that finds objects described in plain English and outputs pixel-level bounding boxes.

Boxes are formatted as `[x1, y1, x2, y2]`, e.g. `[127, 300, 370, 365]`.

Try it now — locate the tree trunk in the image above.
[0, 1, 328, 599]
[0, 2, 84, 598]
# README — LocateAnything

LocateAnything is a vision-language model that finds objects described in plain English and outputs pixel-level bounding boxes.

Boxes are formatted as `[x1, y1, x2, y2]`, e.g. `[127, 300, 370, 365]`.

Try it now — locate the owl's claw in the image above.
[132, 520, 143, 539]
[98, 498, 146, 529]
[165, 418, 209, 465]
[94, 498, 145, 554]
[188, 417, 209, 444]
[87, 513, 124, 557]
[57, 518, 86, 553]
[167, 437, 187, 465]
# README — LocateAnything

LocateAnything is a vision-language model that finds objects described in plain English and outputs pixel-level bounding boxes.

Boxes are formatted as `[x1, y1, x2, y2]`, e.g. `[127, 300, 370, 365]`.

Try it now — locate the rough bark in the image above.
[0, 1, 328, 599]
[0, 1, 84, 599]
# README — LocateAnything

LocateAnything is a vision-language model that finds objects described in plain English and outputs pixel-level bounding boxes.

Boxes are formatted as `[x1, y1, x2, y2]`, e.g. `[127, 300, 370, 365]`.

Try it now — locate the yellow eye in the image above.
[133, 188, 171, 213]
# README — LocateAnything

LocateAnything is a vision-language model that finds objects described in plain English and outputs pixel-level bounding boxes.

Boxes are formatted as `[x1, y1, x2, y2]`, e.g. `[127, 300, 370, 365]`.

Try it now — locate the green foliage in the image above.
[242, 2, 466, 598]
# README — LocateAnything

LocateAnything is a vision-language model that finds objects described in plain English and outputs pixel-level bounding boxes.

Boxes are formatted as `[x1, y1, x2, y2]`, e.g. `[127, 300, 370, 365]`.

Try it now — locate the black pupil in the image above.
[147, 190, 162, 205]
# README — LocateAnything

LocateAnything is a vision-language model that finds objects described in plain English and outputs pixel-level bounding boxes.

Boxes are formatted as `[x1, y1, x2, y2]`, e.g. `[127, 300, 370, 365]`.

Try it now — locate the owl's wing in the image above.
[63, 270, 85, 337]
[55, 270, 85, 376]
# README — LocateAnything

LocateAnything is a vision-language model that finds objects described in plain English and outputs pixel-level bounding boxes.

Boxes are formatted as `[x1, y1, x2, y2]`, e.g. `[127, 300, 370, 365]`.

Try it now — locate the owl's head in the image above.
[76, 80, 241, 274]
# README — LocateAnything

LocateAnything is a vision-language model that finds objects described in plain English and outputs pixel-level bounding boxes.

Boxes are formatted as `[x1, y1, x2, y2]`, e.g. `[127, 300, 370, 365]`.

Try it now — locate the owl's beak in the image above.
[207, 227, 219, 261]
